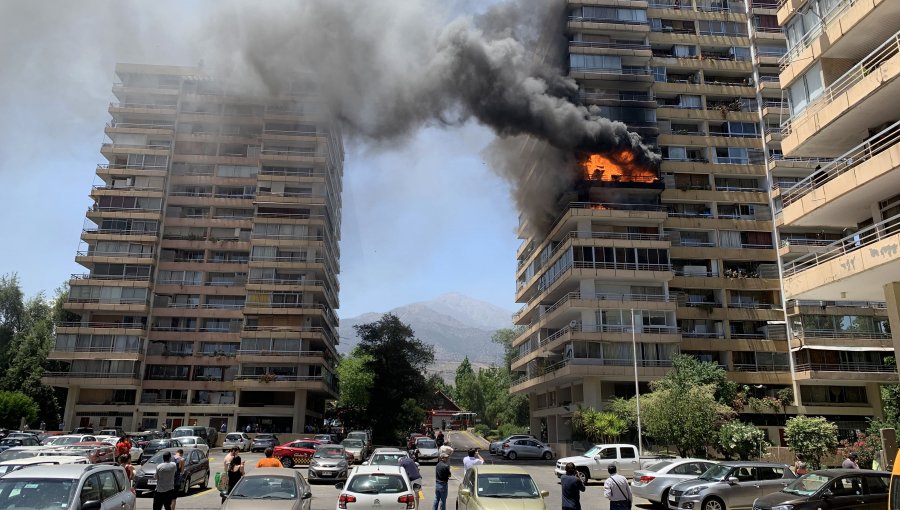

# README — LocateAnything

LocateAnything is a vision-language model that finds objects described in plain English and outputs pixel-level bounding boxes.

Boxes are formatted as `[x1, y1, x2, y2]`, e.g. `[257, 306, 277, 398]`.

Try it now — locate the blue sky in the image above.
[0, 1, 520, 318]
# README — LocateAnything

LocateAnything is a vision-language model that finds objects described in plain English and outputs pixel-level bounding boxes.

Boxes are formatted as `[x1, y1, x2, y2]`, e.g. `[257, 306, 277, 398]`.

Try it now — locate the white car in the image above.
[413, 437, 440, 464]
[42, 435, 97, 446]
[336, 465, 418, 510]
[173, 436, 209, 455]
[0, 455, 88, 475]
[0, 446, 53, 462]
[222, 432, 252, 452]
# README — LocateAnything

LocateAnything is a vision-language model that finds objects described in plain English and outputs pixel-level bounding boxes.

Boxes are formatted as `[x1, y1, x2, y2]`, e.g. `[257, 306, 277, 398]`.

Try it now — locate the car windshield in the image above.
[477, 474, 540, 498]
[371, 454, 406, 465]
[146, 452, 171, 464]
[647, 461, 674, 472]
[53, 437, 83, 445]
[0, 440, 22, 447]
[417, 440, 436, 449]
[226, 435, 243, 441]
[698, 465, 732, 481]
[230, 476, 297, 499]
[342, 440, 363, 448]
[347, 474, 407, 494]
[0, 450, 40, 462]
[0, 478, 76, 507]
[315, 448, 345, 459]
[583, 446, 602, 458]
[255, 435, 275, 440]
[783, 473, 829, 496]
[147, 440, 169, 448]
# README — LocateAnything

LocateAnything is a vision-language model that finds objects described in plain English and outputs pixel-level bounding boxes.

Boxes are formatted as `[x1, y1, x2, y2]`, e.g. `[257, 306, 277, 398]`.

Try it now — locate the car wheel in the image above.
[656, 489, 670, 509]
[181, 477, 190, 495]
[576, 468, 589, 485]
[542, 451, 552, 460]
[281, 456, 294, 468]
[702, 497, 725, 510]
[199, 471, 209, 489]
[507, 451, 517, 460]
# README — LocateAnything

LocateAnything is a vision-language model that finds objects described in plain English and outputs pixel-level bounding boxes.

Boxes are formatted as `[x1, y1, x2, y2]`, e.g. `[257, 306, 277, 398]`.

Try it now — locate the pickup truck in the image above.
[554, 444, 677, 483]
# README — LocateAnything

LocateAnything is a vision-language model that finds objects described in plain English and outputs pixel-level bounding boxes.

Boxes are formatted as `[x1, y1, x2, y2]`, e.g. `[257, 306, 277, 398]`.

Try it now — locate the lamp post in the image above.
[631, 308, 643, 456]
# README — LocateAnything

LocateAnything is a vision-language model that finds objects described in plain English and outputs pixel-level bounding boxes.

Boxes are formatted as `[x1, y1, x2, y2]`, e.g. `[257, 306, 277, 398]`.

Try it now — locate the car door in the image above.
[458, 467, 476, 510]
[112, 469, 136, 510]
[727, 466, 762, 508]
[862, 473, 889, 510]
[96, 470, 126, 510]
[618, 446, 639, 476]
[822, 474, 866, 509]
[78, 473, 102, 508]
[519, 440, 537, 458]
[186, 450, 202, 485]
[756, 466, 791, 498]
[593, 447, 618, 478]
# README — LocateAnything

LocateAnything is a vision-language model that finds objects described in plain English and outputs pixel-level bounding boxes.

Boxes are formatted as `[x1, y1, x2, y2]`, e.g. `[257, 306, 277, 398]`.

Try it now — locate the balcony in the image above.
[780, 121, 900, 227]
[569, 40, 652, 58]
[781, 31, 900, 156]
[236, 349, 326, 363]
[108, 102, 176, 115]
[42, 371, 141, 387]
[794, 362, 898, 382]
[232, 374, 337, 394]
[782, 213, 900, 301]
[511, 358, 675, 393]
[567, 15, 651, 35]
[790, 329, 893, 350]
[568, 66, 654, 84]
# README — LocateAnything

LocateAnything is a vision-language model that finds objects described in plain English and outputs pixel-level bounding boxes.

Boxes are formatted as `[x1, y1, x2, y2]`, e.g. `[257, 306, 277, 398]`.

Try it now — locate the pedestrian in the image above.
[256, 447, 283, 468]
[220, 422, 226, 434]
[462, 448, 484, 475]
[171, 449, 186, 509]
[245, 424, 251, 434]
[433, 454, 451, 510]
[39, 421, 45, 431]
[842, 452, 860, 469]
[435, 430, 444, 448]
[561, 462, 585, 510]
[118, 454, 134, 485]
[222, 449, 245, 503]
[224, 446, 239, 473]
[603, 465, 632, 510]
[153, 451, 177, 510]
[115, 435, 132, 459]
[794, 454, 808, 475]
[400, 454, 422, 487]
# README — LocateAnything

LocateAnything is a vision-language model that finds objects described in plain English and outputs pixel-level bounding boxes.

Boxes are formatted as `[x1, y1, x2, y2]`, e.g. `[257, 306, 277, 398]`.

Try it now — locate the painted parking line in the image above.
[186, 488, 215, 498]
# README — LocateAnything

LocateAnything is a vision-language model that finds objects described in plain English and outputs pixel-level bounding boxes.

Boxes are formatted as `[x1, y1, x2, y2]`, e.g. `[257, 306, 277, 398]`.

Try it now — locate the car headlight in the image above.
[310, 460, 319, 467]
[684, 487, 704, 496]
[771, 506, 793, 510]
[136, 469, 144, 477]
[339, 461, 348, 467]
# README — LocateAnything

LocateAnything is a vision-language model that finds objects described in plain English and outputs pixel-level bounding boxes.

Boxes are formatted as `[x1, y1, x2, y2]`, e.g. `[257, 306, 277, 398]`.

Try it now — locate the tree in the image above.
[653, 354, 739, 407]
[491, 327, 522, 371]
[353, 314, 435, 444]
[573, 408, 627, 443]
[641, 385, 732, 457]
[335, 348, 375, 410]
[716, 421, 770, 460]
[0, 391, 38, 429]
[784, 416, 838, 469]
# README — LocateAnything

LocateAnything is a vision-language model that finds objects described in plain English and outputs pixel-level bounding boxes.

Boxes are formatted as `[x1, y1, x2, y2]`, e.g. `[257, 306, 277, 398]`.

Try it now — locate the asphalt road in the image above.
[137, 431, 654, 510]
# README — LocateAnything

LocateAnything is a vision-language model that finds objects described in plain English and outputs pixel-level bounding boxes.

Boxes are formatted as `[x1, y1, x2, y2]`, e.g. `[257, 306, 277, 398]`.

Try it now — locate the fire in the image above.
[581, 149, 656, 184]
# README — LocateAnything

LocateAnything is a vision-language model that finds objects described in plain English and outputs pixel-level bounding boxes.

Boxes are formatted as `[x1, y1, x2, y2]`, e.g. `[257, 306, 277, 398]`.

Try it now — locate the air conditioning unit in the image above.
[569, 320, 579, 329]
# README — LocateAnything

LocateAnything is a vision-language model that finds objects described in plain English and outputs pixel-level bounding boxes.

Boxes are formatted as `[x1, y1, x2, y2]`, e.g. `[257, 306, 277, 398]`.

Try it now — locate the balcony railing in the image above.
[783, 212, 900, 277]
[733, 363, 791, 372]
[787, 299, 887, 309]
[52, 345, 143, 353]
[782, 120, 900, 206]
[70, 273, 151, 282]
[57, 321, 145, 329]
[570, 67, 652, 76]
[236, 350, 324, 357]
[568, 16, 649, 25]
[798, 329, 892, 339]
[569, 41, 651, 51]
[783, 31, 900, 136]
[44, 371, 139, 379]
[780, 0, 855, 67]
[106, 121, 175, 130]
[82, 228, 158, 236]
[234, 375, 324, 382]
[109, 102, 176, 110]
[794, 362, 897, 373]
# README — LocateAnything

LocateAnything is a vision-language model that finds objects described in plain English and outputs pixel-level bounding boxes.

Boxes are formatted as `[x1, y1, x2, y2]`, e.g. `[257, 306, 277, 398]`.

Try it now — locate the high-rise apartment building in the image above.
[770, 0, 900, 418]
[510, 0, 895, 454]
[44, 63, 343, 433]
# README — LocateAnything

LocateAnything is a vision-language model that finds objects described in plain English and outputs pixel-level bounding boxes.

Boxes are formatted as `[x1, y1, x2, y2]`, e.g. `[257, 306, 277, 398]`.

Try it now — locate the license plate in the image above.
[321, 471, 333, 475]
[148, 480, 157, 486]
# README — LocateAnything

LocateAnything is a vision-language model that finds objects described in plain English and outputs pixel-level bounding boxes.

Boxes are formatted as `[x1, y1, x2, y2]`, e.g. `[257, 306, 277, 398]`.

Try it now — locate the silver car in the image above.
[308, 445, 350, 482]
[335, 465, 418, 510]
[222, 468, 312, 510]
[668, 462, 796, 510]
[631, 458, 718, 506]
[0, 463, 136, 510]
[342, 439, 367, 463]
[489, 434, 534, 455]
[501, 438, 553, 460]
[222, 432, 251, 452]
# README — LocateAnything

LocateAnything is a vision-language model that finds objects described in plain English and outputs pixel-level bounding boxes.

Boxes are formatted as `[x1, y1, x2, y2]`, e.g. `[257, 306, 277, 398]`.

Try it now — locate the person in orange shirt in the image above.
[256, 447, 283, 468]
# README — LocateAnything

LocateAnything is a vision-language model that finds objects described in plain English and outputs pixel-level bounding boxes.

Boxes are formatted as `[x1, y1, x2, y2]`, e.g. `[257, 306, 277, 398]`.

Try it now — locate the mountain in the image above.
[337, 293, 514, 378]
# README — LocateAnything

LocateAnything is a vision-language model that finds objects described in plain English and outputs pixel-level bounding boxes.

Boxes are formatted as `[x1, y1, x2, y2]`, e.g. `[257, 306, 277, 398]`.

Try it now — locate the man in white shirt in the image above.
[603, 464, 632, 510]
[462, 448, 484, 475]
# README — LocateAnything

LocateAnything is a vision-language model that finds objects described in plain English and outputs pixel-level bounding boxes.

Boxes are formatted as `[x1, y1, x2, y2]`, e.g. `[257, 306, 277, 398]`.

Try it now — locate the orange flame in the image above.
[581, 149, 656, 184]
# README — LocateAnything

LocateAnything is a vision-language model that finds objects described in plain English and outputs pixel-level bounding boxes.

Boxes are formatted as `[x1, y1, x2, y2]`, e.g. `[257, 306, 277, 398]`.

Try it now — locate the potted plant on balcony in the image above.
[261, 372, 277, 383]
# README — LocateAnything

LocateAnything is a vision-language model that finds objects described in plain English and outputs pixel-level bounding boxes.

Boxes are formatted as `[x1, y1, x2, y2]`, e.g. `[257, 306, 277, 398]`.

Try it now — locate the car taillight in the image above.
[338, 494, 357, 509]
[639, 475, 655, 483]
[502, 442, 509, 448]
[398, 494, 416, 509]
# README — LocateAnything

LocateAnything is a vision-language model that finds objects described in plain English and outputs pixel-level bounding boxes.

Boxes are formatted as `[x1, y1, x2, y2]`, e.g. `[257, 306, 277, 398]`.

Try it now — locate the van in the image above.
[172, 426, 218, 446]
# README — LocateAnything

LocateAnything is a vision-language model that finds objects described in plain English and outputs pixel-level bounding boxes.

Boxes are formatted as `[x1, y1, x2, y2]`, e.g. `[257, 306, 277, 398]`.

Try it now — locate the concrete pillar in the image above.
[582, 377, 603, 409]
[63, 387, 79, 431]
[293, 390, 307, 434]
[883, 282, 900, 369]
[867, 382, 885, 418]
[131, 390, 141, 432]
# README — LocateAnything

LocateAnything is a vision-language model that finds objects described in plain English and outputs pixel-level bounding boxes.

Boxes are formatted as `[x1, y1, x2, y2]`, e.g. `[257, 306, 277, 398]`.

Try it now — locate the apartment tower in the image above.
[44, 63, 343, 433]
[510, 0, 893, 454]
[770, 0, 900, 420]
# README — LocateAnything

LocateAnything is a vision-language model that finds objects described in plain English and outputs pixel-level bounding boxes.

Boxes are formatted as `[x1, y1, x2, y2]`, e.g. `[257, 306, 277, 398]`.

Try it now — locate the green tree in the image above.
[0, 275, 26, 376]
[0, 391, 38, 429]
[353, 314, 435, 444]
[716, 421, 770, 460]
[573, 408, 627, 443]
[335, 348, 375, 410]
[642, 385, 732, 457]
[784, 416, 838, 469]
[653, 354, 739, 407]
[491, 327, 522, 371]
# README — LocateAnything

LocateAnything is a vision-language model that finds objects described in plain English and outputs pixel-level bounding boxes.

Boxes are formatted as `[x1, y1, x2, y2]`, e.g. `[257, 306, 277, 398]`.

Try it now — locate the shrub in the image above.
[498, 423, 528, 439]
[839, 431, 880, 469]
[784, 416, 837, 469]
[716, 421, 770, 460]
[472, 424, 491, 437]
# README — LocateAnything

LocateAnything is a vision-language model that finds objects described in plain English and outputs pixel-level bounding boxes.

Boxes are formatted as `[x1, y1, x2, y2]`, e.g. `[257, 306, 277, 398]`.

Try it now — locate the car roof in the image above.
[4, 446, 50, 451]
[0, 456, 87, 465]
[177, 436, 203, 441]
[811, 469, 891, 476]
[242, 468, 299, 478]
[719, 461, 789, 467]
[473, 465, 530, 475]
[372, 448, 404, 453]
[352, 465, 404, 475]
[0, 463, 114, 479]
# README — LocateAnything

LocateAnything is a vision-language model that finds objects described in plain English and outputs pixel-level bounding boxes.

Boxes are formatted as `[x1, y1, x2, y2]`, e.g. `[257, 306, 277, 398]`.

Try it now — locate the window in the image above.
[98, 471, 120, 500]
[620, 447, 636, 459]
[732, 466, 756, 482]
[757, 466, 784, 481]
[80, 474, 101, 503]
[830, 476, 863, 496]
[569, 54, 622, 71]
[788, 63, 824, 115]
[600, 448, 617, 460]
[866, 475, 889, 494]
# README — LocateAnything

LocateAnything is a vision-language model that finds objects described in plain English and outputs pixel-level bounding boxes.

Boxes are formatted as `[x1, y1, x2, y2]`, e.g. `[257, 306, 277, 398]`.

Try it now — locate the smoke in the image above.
[202, 0, 659, 235]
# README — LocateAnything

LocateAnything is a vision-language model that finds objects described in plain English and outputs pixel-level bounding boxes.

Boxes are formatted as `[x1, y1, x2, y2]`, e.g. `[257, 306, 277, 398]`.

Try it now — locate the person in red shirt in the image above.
[115, 436, 132, 459]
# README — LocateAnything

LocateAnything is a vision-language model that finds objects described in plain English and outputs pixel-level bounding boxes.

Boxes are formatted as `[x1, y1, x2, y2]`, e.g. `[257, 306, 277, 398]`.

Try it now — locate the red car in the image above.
[273, 439, 321, 468]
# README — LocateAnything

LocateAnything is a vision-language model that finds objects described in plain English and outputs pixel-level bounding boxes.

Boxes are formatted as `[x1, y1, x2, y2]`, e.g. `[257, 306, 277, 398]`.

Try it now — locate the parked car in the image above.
[172, 425, 217, 446]
[0, 463, 135, 510]
[251, 433, 280, 453]
[174, 435, 209, 454]
[668, 461, 796, 510]
[457, 464, 549, 510]
[140, 438, 182, 463]
[95, 436, 143, 462]
[315, 433, 338, 443]
[407, 433, 425, 451]
[500, 438, 553, 460]
[0, 455, 89, 476]
[335, 465, 418, 510]
[556, 444, 678, 483]
[413, 437, 439, 464]
[342, 439, 369, 464]
[70, 427, 95, 434]
[274, 439, 322, 468]
[0, 435, 41, 452]
[61, 442, 116, 464]
[43, 434, 97, 446]
[489, 434, 535, 455]
[221, 468, 312, 510]
[365, 448, 409, 466]
[753, 469, 891, 510]
[98, 427, 126, 437]
[0, 445, 52, 462]
[222, 432, 252, 452]
[133, 447, 210, 495]
[346, 430, 371, 449]
[308, 444, 351, 482]
[631, 458, 719, 507]
[129, 432, 159, 449]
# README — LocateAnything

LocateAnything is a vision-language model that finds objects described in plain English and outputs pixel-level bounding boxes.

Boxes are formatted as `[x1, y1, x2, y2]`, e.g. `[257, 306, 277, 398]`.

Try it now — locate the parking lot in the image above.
[137, 431, 653, 510]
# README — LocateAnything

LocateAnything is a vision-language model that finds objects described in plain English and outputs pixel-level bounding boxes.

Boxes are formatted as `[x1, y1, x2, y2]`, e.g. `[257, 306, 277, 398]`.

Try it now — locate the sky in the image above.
[0, 1, 522, 318]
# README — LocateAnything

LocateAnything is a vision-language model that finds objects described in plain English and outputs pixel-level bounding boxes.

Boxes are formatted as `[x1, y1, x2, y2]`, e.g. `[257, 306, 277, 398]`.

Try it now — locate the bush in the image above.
[498, 423, 527, 439]
[839, 431, 880, 469]
[716, 421, 770, 460]
[472, 424, 491, 437]
[573, 408, 626, 443]
[784, 416, 837, 469]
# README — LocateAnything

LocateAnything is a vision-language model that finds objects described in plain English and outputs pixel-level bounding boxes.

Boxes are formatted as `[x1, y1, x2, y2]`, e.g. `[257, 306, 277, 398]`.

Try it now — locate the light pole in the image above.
[631, 308, 643, 456]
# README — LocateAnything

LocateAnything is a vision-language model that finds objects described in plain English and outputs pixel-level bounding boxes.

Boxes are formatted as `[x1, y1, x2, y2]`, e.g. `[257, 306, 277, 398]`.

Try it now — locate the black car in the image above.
[753, 469, 890, 510]
[250, 434, 279, 452]
[140, 439, 182, 463]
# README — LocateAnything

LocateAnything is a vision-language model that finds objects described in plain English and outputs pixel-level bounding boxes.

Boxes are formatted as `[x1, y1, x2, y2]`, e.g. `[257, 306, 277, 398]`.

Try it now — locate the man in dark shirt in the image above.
[400, 455, 422, 486]
[433, 454, 451, 510]
[560, 462, 585, 510]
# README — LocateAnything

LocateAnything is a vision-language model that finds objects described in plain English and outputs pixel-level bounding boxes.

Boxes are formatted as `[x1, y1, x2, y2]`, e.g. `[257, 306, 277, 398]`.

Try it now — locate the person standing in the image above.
[794, 454, 808, 475]
[433, 454, 451, 510]
[115, 436, 132, 459]
[603, 465, 632, 510]
[561, 462, 585, 510]
[400, 454, 422, 487]
[171, 449, 186, 510]
[222, 451, 245, 503]
[842, 452, 860, 469]
[153, 451, 177, 510]
[118, 454, 134, 485]
[435, 430, 445, 448]
[256, 447, 283, 467]
[220, 422, 226, 434]
[462, 448, 483, 476]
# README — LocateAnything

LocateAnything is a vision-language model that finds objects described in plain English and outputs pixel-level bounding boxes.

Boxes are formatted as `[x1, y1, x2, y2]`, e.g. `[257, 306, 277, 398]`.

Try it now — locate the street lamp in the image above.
[631, 308, 643, 456]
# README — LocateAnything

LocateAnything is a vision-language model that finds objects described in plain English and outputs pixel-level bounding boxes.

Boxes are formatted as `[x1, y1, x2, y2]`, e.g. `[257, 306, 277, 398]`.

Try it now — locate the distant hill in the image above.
[338, 293, 514, 379]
